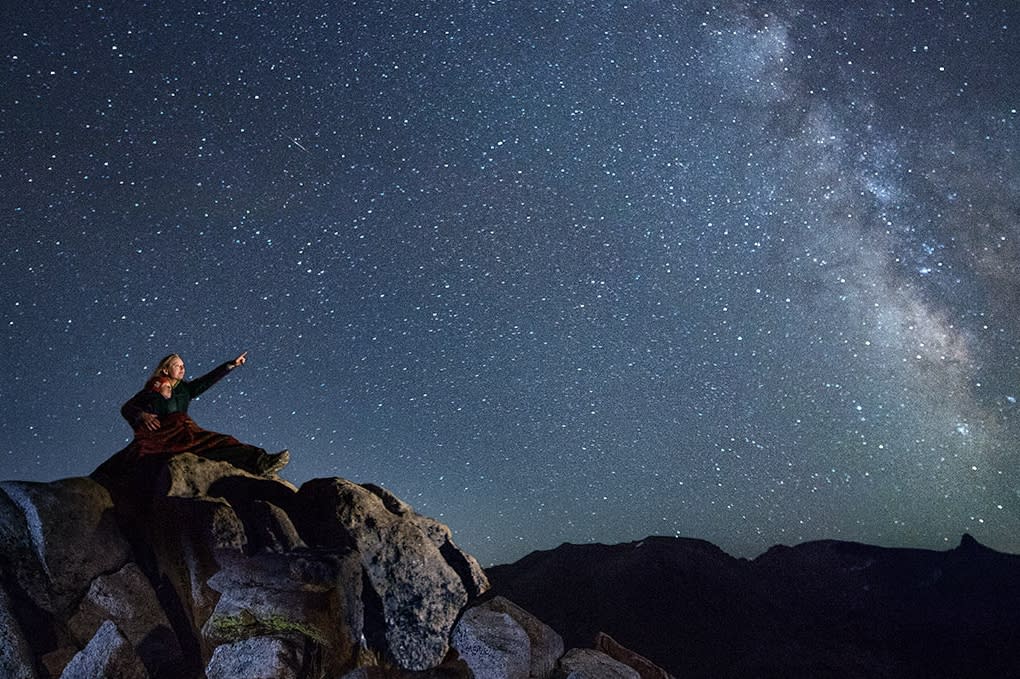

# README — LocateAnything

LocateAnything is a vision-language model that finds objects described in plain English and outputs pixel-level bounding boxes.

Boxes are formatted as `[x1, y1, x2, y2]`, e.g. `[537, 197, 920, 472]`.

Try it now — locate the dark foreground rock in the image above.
[2, 453, 671, 679]
[486, 534, 1020, 679]
[0, 454, 489, 678]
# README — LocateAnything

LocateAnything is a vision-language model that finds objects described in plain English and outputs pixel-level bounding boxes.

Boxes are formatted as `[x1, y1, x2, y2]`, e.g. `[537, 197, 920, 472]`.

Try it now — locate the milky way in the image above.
[2, 1, 1018, 565]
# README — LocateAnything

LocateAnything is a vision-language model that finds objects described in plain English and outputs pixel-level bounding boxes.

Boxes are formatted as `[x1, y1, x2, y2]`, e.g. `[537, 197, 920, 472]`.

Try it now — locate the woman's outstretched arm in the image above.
[185, 351, 249, 398]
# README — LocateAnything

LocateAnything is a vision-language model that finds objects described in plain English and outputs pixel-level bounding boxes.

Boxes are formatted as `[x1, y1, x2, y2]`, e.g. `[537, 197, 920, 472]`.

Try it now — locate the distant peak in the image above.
[958, 533, 982, 551]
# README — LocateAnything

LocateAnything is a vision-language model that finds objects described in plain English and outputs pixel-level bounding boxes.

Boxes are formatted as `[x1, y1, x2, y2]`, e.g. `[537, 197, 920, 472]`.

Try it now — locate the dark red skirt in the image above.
[124, 413, 262, 461]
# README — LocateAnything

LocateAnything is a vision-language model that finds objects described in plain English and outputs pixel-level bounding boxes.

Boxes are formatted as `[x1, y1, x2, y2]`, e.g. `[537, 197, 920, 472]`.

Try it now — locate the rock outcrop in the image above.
[0, 454, 489, 678]
[2, 453, 669, 679]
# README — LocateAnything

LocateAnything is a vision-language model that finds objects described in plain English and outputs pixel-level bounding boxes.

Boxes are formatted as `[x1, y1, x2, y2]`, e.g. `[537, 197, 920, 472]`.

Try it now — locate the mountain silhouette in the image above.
[486, 534, 1020, 679]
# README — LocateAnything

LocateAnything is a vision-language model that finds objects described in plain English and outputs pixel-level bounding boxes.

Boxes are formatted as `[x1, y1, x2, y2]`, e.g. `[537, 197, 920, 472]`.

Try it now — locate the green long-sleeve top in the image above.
[120, 362, 233, 430]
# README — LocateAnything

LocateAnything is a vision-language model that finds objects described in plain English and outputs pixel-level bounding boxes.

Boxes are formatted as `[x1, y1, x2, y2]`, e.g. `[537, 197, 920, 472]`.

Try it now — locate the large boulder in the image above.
[67, 562, 183, 677]
[477, 596, 564, 679]
[144, 493, 248, 662]
[202, 549, 363, 675]
[59, 620, 148, 679]
[0, 586, 37, 679]
[245, 500, 307, 553]
[204, 636, 305, 679]
[451, 603, 531, 679]
[360, 483, 489, 599]
[592, 634, 675, 679]
[295, 478, 488, 670]
[553, 649, 641, 679]
[157, 454, 277, 499]
[0, 490, 50, 617]
[0, 478, 131, 615]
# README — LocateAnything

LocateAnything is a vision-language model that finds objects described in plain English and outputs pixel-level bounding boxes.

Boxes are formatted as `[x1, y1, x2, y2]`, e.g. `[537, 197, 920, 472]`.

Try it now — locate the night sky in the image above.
[3, 1, 1019, 567]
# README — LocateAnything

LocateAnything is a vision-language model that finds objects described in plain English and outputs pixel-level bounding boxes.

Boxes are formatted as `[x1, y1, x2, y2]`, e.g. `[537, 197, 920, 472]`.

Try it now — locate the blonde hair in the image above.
[150, 353, 183, 384]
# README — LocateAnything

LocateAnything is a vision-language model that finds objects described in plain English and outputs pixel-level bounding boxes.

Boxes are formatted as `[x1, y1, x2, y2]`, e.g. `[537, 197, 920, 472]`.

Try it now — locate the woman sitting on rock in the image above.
[119, 351, 289, 476]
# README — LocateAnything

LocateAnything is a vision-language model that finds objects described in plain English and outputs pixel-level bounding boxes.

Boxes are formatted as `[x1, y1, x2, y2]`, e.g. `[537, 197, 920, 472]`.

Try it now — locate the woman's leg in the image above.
[180, 417, 287, 474]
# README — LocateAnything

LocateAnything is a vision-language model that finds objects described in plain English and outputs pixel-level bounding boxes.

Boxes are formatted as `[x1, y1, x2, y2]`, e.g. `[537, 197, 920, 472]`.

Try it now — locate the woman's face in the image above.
[166, 357, 185, 381]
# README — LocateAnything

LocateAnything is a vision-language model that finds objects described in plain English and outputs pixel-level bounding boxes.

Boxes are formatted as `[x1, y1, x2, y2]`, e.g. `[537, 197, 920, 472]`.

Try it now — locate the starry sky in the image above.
[2, 1, 1019, 566]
